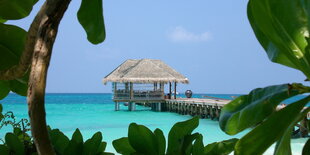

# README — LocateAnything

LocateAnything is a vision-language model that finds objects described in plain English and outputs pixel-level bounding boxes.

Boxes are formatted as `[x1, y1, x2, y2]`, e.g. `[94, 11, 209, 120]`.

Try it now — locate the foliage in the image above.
[77, 0, 106, 44]
[0, 107, 112, 155]
[0, 0, 106, 99]
[0, 0, 38, 20]
[219, 0, 310, 154]
[48, 128, 113, 155]
[247, 0, 310, 79]
[1, 0, 309, 154]
[0, 107, 35, 154]
[0, 0, 105, 153]
[113, 117, 238, 155]
[219, 83, 310, 135]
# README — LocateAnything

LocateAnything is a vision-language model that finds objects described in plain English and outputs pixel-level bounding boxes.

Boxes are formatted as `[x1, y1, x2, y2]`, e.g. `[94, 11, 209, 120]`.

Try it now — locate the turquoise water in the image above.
[0, 93, 307, 154]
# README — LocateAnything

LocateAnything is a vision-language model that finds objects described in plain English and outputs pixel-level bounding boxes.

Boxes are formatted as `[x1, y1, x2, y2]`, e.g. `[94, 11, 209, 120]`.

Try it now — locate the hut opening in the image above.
[103, 59, 189, 111]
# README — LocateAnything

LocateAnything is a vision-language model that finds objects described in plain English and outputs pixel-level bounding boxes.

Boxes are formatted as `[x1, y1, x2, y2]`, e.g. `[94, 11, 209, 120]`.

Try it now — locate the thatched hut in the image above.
[103, 59, 189, 111]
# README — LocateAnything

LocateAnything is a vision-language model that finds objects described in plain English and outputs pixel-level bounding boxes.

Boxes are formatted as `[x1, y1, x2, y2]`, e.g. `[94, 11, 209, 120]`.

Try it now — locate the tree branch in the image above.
[26, 0, 71, 154]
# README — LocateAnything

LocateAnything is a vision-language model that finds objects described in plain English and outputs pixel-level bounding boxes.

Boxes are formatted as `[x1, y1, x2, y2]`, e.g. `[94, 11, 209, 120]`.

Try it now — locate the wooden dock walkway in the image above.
[161, 98, 309, 137]
[163, 98, 231, 120]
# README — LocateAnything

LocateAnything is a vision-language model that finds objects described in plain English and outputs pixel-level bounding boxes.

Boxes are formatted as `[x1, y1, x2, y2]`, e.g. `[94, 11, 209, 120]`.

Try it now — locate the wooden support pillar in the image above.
[157, 103, 162, 112]
[130, 82, 133, 99]
[115, 102, 120, 111]
[210, 106, 214, 120]
[113, 82, 117, 99]
[169, 82, 172, 99]
[132, 102, 136, 111]
[160, 83, 164, 98]
[128, 102, 136, 111]
[174, 82, 177, 99]
[128, 102, 131, 111]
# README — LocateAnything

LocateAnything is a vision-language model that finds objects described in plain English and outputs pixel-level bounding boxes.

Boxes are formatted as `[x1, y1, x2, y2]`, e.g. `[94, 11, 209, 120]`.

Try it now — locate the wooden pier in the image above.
[162, 98, 309, 137]
[163, 98, 230, 120]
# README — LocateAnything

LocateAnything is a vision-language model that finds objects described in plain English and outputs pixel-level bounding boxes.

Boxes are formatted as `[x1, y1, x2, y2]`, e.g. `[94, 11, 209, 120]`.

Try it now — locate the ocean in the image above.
[0, 93, 308, 154]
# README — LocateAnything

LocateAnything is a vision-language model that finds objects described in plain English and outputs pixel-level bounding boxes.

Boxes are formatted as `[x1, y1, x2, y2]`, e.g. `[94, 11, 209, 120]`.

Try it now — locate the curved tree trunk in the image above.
[26, 0, 71, 154]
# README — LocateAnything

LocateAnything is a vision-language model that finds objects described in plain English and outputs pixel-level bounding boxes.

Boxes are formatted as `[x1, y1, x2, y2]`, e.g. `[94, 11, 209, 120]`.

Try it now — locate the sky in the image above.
[9, 0, 308, 94]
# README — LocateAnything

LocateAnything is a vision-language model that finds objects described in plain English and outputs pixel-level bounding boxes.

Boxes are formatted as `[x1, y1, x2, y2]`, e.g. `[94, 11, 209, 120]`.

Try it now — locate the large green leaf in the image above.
[0, 104, 3, 121]
[77, 0, 106, 44]
[182, 133, 200, 155]
[9, 79, 27, 96]
[0, 23, 26, 71]
[96, 142, 107, 153]
[192, 134, 204, 155]
[65, 129, 84, 155]
[234, 96, 310, 155]
[0, 144, 9, 155]
[83, 132, 102, 155]
[302, 138, 310, 155]
[5, 133, 24, 155]
[112, 137, 135, 155]
[0, 81, 10, 100]
[0, 18, 6, 23]
[204, 138, 238, 155]
[219, 83, 310, 135]
[247, 0, 310, 78]
[273, 125, 292, 155]
[0, 0, 37, 20]
[72, 128, 83, 143]
[166, 117, 199, 155]
[154, 128, 166, 155]
[128, 123, 158, 155]
[49, 129, 70, 154]
[64, 140, 82, 155]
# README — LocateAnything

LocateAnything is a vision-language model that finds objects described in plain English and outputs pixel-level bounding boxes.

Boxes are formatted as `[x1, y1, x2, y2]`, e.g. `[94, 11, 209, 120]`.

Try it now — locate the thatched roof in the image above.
[103, 59, 189, 84]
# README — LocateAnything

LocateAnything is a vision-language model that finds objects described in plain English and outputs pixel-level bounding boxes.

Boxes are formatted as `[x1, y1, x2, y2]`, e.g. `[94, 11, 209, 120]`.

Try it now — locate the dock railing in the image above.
[114, 89, 164, 101]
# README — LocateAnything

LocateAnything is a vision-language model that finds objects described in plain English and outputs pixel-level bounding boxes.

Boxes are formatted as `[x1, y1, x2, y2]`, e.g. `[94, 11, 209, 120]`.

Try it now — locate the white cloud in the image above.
[168, 26, 211, 42]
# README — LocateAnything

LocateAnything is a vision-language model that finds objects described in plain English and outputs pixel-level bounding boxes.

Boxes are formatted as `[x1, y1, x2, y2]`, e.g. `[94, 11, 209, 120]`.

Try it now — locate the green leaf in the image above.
[0, 23, 27, 71]
[204, 138, 238, 155]
[247, 0, 310, 78]
[0, 18, 6, 23]
[192, 134, 204, 155]
[154, 128, 166, 155]
[219, 83, 310, 135]
[72, 128, 83, 143]
[49, 129, 70, 155]
[9, 71, 29, 97]
[5, 133, 24, 155]
[77, 0, 106, 44]
[0, 144, 9, 155]
[99, 153, 114, 155]
[97, 142, 107, 153]
[9, 79, 27, 96]
[302, 138, 310, 155]
[182, 133, 200, 155]
[83, 132, 102, 155]
[0, 81, 10, 100]
[0, 0, 36, 20]
[234, 96, 310, 155]
[112, 137, 135, 155]
[274, 126, 292, 155]
[13, 127, 31, 143]
[167, 117, 199, 155]
[64, 140, 83, 155]
[128, 123, 158, 155]
[65, 129, 84, 155]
